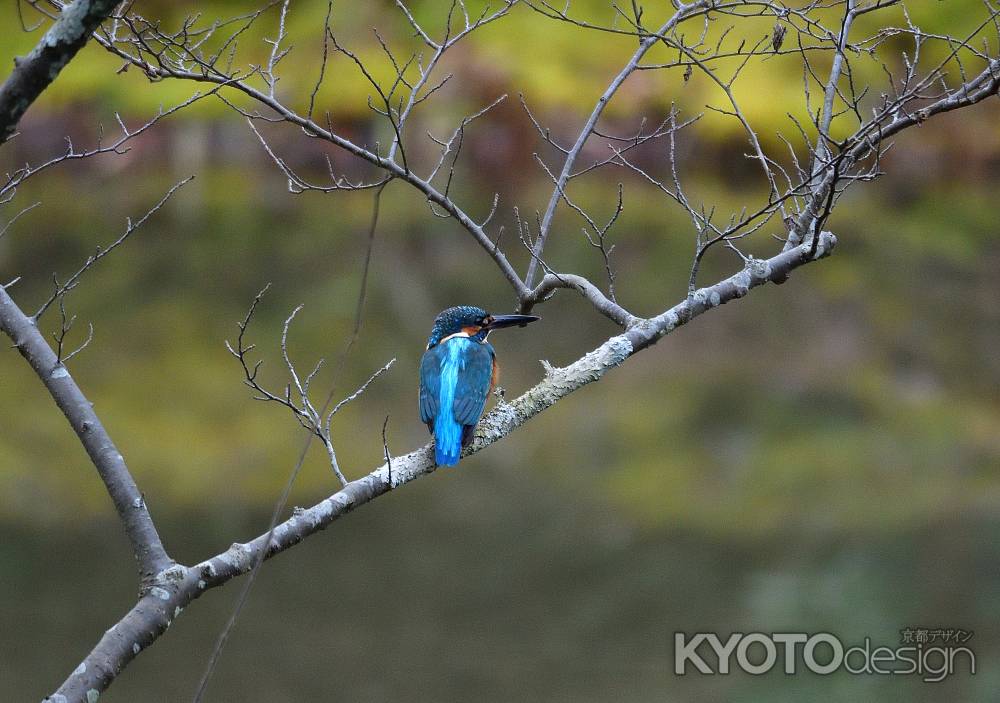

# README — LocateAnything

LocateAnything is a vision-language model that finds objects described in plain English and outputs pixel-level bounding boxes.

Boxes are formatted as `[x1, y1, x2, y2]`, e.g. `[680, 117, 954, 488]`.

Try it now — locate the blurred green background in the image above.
[0, 1, 998, 701]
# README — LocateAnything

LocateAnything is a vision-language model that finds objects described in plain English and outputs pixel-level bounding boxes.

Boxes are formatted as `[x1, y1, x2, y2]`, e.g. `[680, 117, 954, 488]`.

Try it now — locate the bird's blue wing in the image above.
[452, 342, 495, 427]
[419, 345, 443, 428]
[420, 339, 494, 465]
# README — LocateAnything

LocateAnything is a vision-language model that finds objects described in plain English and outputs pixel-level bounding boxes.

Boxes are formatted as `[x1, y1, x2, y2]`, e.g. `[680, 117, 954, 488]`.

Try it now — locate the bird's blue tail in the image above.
[431, 335, 471, 466]
[434, 413, 462, 466]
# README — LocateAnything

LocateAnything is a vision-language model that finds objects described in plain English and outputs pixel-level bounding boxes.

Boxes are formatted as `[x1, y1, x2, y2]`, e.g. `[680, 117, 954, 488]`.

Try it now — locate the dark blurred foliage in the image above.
[0, 1, 997, 701]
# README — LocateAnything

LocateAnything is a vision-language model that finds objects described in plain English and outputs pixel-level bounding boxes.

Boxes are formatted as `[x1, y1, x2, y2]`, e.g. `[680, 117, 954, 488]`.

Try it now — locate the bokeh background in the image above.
[1, 1, 998, 701]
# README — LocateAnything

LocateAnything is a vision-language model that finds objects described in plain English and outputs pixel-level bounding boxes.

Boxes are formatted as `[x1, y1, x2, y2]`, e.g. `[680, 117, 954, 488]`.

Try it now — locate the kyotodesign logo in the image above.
[674, 629, 975, 682]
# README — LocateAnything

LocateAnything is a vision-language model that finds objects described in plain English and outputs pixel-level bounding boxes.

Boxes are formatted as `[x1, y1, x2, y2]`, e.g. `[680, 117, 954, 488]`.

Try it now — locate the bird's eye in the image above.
[483, 316, 493, 325]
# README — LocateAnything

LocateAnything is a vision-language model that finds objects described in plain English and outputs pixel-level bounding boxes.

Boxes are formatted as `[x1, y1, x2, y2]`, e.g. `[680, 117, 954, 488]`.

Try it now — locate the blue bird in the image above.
[419, 306, 539, 466]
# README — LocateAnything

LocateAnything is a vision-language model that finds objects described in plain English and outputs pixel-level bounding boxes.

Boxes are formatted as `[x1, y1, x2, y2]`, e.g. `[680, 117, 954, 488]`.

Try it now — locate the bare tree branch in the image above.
[88, 3, 530, 297]
[225, 291, 395, 488]
[195, 174, 392, 700]
[524, 0, 710, 287]
[0, 0, 119, 144]
[0, 176, 193, 586]
[523, 272, 636, 327]
[34, 177, 194, 320]
[2, 91, 218, 206]
[0, 285, 172, 584]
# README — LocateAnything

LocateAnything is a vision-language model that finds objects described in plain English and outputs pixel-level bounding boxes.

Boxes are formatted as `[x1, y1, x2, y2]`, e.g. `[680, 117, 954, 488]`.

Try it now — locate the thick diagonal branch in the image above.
[0, 286, 172, 583]
[48, 231, 836, 703]
[0, 0, 119, 144]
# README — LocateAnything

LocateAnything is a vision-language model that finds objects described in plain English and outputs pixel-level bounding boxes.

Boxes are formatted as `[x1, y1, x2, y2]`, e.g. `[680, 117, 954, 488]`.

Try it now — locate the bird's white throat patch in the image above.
[439, 331, 473, 344]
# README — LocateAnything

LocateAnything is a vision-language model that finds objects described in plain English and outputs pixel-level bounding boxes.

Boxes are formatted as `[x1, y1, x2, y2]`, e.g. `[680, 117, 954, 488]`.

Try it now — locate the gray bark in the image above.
[0, 0, 119, 144]
[0, 287, 172, 584]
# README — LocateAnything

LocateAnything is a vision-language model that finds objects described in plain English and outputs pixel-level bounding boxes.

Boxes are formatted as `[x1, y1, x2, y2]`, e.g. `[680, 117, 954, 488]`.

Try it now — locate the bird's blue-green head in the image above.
[426, 305, 539, 348]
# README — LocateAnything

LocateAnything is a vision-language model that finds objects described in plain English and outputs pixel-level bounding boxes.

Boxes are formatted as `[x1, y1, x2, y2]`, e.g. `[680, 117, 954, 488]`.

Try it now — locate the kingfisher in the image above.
[419, 305, 540, 466]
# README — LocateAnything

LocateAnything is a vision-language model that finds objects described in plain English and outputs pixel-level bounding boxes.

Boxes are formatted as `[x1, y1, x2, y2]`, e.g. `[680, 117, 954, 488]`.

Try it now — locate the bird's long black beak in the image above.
[485, 314, 540, 330]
